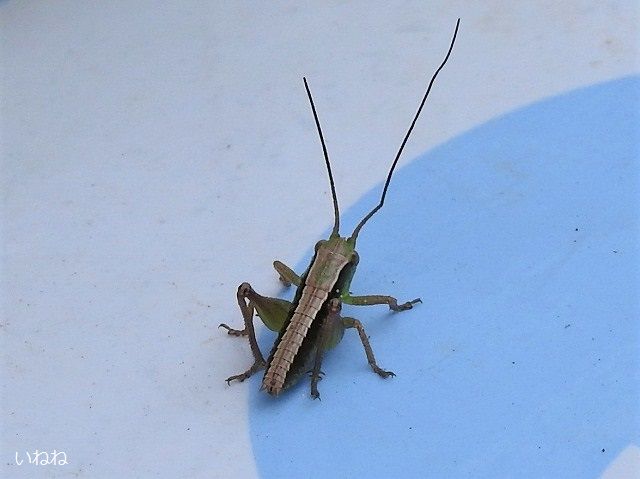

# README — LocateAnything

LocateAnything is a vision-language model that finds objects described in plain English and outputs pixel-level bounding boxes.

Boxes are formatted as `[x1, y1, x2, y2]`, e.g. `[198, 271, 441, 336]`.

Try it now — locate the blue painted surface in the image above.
[249, 77, 640, 478]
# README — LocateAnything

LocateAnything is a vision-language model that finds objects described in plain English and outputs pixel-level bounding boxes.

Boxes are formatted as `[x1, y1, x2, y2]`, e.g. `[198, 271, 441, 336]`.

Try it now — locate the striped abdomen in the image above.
[262, 239, 351, 395]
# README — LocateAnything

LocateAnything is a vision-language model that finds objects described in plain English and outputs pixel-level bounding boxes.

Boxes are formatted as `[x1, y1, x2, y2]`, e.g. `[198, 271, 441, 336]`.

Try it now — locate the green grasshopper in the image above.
[220, 19, 460, 399]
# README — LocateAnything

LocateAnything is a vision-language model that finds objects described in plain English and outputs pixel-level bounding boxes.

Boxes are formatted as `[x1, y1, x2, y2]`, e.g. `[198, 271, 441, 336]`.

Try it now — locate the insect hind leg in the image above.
[219, 282, 267, 384]
[309, 298, 343, 399]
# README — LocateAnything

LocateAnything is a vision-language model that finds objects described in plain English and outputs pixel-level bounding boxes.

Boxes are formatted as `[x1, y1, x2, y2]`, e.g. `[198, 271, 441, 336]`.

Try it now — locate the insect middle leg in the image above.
[342, 293, 421, 312]
[220, 282, 291, 384]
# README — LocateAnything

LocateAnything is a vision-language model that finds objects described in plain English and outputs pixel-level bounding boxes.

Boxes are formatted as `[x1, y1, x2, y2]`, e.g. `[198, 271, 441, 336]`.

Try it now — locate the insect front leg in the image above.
[342, 317, 395, 378]
[342, 293, 421, 312]
[220, 282, 291, 384]
[273, 260, 302, 287]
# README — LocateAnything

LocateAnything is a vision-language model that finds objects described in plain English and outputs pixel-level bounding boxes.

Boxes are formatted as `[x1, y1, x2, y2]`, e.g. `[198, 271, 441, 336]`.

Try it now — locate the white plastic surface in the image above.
[2, 2, 638, 478]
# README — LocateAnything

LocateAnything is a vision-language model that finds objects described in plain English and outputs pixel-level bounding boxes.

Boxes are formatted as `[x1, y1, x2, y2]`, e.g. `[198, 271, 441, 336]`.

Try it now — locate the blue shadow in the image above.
[249, 76, 640, 478]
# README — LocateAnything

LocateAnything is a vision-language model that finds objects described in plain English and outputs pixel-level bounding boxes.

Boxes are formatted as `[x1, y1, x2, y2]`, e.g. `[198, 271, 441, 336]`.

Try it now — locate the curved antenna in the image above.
[349, 18, 460, 243]
[303, 77, 340, 237]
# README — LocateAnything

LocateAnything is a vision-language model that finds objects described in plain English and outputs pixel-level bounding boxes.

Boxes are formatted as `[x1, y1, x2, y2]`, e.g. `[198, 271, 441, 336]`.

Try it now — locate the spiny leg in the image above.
[310, 298, 343, 399]
[273, 260, 301, 287]
[219, 282, 266, 384]
[342, 293, 421, 312]
[343, 317, 395, 378]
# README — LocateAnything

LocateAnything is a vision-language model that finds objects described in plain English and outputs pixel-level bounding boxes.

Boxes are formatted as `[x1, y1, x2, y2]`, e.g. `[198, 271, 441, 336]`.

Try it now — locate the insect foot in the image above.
[310, 378, 323, 400]
[225, 373, 249, 385]
[218, 323, 247, 336]
[391, 298, 422, 312]
[372, 366, 396, 378]
[225, 360, 266, 385]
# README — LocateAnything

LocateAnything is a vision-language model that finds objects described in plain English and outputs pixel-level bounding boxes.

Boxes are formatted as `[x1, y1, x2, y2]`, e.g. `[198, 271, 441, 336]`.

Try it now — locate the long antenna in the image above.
[303, 77, 340, 237]
[349, 18, 460, 243]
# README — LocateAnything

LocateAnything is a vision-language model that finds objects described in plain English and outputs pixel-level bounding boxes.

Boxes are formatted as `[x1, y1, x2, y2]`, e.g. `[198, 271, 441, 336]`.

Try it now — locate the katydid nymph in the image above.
[220, 19, 460, 399]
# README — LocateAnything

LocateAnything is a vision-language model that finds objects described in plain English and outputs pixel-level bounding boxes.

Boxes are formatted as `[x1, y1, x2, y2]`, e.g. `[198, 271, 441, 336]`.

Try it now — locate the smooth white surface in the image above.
[1, 2, 638, 478]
